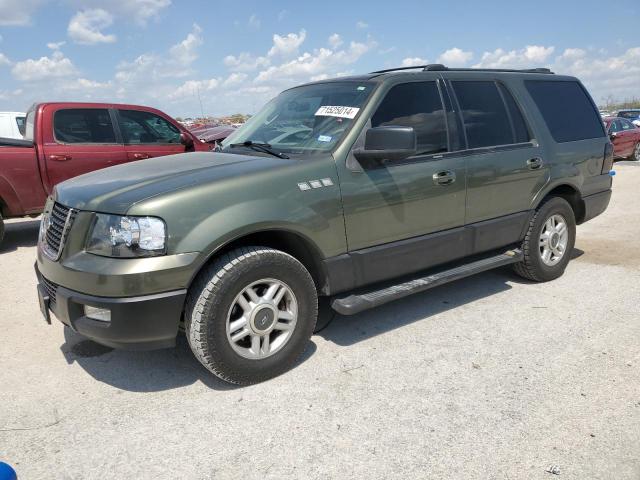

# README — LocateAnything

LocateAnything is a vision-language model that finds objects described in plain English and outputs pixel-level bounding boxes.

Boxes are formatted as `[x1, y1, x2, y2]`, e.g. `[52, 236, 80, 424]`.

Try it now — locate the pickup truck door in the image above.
[41, 107, 126, 189]
[337, 79, 467, 285]
[446, 79, 548, 232]
[115, 108, 187, 161]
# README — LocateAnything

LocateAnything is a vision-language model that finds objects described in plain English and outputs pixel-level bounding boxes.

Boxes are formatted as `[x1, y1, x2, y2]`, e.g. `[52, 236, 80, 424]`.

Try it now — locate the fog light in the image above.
[84, 305, 111, 322]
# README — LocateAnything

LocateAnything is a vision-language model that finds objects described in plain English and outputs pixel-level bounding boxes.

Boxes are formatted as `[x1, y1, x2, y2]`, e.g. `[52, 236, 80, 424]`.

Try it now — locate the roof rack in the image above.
[370, 64, 554, 75]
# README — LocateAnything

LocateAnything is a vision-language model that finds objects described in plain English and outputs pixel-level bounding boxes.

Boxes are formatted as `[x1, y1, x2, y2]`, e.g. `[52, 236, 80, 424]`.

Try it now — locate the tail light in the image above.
[602, 142, 614, 174]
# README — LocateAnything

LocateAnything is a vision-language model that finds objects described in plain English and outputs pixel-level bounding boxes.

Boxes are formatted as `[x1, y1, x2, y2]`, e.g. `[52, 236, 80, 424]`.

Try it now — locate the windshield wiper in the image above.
[228, 141, 289, 159]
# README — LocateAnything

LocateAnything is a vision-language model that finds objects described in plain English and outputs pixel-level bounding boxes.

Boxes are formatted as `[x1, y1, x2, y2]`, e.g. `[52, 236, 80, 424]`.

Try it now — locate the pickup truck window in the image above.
[452, 81, 528, 149]
[15, 116, 26, 136]
[54, 109, 117, 144]
[118, 109, 181, 144]
[372, 81, 448, 155]
[221, 82, 373, 157]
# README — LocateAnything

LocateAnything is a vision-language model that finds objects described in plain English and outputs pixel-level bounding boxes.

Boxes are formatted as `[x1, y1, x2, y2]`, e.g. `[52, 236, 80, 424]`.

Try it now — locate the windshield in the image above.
[221, 82, 374, 157]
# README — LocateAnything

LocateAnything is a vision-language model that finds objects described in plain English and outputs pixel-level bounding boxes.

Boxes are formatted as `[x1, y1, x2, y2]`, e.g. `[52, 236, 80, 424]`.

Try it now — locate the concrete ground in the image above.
[0, 163, 638, 480]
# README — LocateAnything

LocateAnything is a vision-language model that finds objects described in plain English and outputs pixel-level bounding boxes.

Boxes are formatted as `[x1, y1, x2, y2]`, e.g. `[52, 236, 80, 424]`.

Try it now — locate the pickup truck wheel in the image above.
[185, 246, 318, 385]
[513, 197, 576, 282]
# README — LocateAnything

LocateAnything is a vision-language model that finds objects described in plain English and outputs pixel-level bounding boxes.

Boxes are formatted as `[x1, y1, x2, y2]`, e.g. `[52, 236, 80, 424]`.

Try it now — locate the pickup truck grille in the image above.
[41, 202, 78, 261]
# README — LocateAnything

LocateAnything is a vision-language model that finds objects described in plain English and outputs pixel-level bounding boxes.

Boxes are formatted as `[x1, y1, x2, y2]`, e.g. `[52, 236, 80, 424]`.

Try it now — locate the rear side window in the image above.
[525, 80, 604, 142]
[452, 81, 529, 149]
[372, 81, 448, 155]
[54, 109, 117, 144]
[118, 109, 181, 144]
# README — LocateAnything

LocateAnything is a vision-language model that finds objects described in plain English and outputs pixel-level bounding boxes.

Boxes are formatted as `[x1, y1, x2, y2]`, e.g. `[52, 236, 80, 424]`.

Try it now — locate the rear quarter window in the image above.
[525, 80, 604, 143]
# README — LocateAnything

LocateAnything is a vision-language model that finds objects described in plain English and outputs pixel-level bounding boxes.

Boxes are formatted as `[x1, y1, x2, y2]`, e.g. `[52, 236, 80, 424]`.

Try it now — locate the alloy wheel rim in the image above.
[226, 278, 298, 360]
[539, 214, 569, 266]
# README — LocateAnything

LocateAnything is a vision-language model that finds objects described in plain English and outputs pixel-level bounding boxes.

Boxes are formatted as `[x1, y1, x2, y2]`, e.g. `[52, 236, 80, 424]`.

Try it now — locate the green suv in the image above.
[36, 65, 614, 384]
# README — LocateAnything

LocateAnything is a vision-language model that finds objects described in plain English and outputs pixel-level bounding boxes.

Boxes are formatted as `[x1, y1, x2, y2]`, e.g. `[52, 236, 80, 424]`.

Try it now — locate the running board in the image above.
[331, 249, 523, 315]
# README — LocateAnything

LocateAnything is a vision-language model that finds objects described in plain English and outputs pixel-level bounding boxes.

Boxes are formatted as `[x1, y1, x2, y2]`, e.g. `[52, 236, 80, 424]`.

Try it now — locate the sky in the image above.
[0, 0, 638, 117]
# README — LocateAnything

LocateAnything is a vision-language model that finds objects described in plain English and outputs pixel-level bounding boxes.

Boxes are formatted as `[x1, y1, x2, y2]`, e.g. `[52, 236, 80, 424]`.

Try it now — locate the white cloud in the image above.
[47, 41, 66, 50]
[437, 47, 472, 66]
[400, 57, 428, 67]
[248, 14, 260, 29]
[255, 40, 375, 84]
[474, 45, 555, 68]
[224, 52, 270, 72]
[11, 50, 77, 81]
[68, 9, 117, 45]
[116, 24, 203, 84]
[168, 24, 203, 66]
[67, 0, 171, 25]
[268, 30, 306, 57]
[169, 78, 220, 100]
[328, 34, 343, 49]
[0, 0, 45, 26]
[0, 53, 11, 67]
[356, 21, 368, 29]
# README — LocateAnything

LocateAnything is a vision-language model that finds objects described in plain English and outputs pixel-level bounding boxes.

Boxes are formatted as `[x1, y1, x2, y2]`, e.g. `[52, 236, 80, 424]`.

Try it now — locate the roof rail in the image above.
[370, 64, 554, 75]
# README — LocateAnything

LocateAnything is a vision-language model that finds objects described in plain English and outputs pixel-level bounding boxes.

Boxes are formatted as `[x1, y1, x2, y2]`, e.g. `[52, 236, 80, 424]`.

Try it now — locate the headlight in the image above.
[86, 214, 166, 258]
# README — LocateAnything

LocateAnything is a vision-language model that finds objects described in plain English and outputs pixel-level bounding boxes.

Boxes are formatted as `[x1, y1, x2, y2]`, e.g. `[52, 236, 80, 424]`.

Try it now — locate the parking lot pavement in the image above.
[0, 163, 638, 480]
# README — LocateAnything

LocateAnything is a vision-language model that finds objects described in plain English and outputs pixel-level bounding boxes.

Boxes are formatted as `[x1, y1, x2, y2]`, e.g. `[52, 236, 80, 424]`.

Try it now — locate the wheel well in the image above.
[202, 230, 327, 293]
[543, 185, 585, 223]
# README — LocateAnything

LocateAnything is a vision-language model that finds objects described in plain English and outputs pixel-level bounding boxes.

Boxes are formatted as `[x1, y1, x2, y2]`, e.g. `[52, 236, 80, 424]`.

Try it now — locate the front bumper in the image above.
[36, 266, 186, 350]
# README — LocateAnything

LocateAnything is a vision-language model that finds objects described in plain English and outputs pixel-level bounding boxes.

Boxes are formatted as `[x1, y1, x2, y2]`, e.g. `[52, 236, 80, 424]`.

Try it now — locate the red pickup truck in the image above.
[0, 102, 210, 246]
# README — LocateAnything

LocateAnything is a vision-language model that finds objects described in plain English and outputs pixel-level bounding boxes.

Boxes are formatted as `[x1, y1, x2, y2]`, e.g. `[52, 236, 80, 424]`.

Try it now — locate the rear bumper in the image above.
[36, 266, 186, 350]
[581, 189, 612, 224]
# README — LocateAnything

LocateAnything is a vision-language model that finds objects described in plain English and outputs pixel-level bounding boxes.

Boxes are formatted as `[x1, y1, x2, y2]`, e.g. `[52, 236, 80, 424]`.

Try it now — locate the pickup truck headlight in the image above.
[87, 214, 167, 258]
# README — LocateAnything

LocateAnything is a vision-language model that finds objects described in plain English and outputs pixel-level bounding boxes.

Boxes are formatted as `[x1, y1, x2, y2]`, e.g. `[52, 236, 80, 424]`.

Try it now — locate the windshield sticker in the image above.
[318, 135, 332, 142]
[357, 86, 366, 91]
[314, 106, 360, 119]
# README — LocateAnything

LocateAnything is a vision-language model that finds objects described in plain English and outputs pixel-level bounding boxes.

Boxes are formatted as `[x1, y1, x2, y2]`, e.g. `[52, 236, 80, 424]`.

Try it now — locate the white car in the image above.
[0, 112, 26, 139]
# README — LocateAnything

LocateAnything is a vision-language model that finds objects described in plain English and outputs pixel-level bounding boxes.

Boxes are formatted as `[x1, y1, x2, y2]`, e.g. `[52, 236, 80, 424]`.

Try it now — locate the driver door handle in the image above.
[433, 170, 456, 185]
[527, 157, 543, 170]
[49, 154, 72, 162]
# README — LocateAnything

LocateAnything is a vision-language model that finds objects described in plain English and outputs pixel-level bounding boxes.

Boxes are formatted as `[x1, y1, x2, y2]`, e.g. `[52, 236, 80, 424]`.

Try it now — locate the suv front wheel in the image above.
[513, 196, 576, 282]
[185, 246, 318, 385]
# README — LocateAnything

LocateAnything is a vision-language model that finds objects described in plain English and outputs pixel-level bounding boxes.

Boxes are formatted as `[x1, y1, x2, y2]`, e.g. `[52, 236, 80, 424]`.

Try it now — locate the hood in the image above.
[55, 151, 291, 214]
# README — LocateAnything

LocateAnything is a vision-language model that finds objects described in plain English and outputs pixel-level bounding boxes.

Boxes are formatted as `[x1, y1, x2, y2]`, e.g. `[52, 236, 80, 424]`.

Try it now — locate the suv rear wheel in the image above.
[185, 246, 318, 385]
[513, 197, 576, 282]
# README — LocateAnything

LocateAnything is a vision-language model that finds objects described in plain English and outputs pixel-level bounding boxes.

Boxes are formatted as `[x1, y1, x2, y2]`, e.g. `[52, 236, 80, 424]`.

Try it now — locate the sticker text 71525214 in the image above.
[314, 106, 360, 119]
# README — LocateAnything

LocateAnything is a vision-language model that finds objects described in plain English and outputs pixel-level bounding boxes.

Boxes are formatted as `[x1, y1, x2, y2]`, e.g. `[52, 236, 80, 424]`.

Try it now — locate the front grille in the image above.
[41, 275, 59, 308]
[42, 202, 77, 261]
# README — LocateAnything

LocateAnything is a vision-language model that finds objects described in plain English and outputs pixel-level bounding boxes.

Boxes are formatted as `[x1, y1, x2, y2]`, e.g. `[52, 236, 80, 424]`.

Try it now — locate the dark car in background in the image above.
[616, 109, 640, 127]
[603, 116, 640, 161]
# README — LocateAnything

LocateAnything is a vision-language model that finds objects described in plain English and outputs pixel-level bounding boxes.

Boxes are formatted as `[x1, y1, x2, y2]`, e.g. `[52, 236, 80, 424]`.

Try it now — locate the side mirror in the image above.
[353, 126, 417, 164]
[609, 132, 617, 140]
[180, 132, 194, 149]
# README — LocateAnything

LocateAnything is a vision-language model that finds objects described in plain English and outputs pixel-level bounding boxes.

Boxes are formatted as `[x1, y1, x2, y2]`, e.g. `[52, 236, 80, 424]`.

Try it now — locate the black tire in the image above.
[628, 142, 640, 161]
[513, 197, 576, 282]
[185, 246, 318, 385]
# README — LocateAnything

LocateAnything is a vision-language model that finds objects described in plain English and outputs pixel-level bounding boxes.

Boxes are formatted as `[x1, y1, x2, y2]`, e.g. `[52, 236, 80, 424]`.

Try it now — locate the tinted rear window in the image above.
[525, 80, 604, 142]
